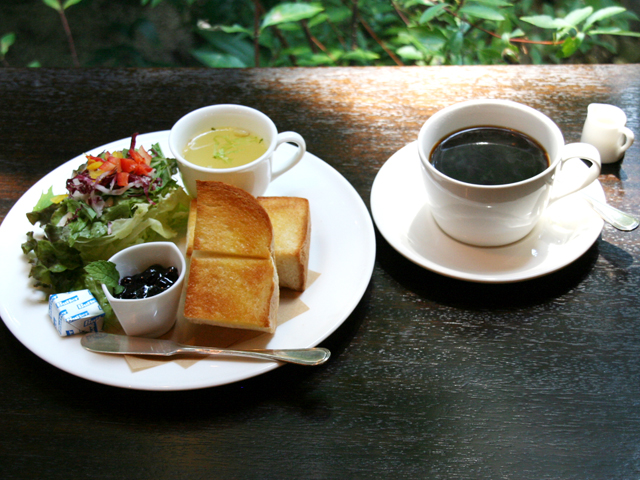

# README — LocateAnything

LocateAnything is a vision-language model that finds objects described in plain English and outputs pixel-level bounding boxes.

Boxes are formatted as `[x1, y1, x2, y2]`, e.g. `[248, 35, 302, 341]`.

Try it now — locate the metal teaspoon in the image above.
[582, 194, 639, 231]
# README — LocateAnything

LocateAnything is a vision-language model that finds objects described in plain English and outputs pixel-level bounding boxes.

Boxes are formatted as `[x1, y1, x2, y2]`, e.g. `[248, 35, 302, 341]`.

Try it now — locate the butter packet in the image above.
[49, 290, 105, 337]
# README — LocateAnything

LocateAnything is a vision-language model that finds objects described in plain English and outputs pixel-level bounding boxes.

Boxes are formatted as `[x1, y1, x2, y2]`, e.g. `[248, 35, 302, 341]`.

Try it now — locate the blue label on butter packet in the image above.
[48, 290, 105, 337]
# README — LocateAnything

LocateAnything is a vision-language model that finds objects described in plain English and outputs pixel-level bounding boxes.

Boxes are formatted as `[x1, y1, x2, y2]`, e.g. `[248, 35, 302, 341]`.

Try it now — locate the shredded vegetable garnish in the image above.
[22, 136, 190, 329]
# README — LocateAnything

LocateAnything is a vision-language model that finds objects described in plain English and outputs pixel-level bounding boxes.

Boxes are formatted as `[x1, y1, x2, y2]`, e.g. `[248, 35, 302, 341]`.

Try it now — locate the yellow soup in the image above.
[183, 127, 267, 169]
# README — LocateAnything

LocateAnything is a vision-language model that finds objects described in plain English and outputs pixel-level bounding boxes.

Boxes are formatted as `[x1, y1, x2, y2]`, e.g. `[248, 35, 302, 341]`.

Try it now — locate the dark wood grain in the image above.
[1, 66, 640, 480]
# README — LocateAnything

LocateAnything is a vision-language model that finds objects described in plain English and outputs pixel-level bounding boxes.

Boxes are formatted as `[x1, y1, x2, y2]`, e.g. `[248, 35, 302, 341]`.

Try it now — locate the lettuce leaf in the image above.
[22, 143, 190, 329]
[72, 187, 190, 262]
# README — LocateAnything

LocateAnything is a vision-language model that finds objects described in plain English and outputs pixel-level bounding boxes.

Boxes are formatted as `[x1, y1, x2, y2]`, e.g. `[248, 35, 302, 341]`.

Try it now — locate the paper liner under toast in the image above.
[123, 270, 320, 372]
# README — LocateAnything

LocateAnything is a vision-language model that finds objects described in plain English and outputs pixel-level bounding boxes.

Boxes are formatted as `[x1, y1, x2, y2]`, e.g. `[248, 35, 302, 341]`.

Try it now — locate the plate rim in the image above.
[0, 131, 376, 390]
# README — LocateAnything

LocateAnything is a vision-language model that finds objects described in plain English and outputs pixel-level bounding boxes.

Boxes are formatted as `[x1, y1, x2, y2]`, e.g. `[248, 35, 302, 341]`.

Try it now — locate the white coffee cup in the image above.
[581, 103, 635, 164]
[418, 99, 601, 247]
[169, 104, 306, 197]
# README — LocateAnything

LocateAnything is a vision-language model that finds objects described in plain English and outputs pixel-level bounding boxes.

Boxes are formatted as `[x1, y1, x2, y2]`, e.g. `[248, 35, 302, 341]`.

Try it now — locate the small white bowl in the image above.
[101, 242, 186, 338]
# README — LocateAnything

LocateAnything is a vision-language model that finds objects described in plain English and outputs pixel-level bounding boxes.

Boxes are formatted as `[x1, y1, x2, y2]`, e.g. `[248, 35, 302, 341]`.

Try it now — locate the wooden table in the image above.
[1, 66, 639, 479]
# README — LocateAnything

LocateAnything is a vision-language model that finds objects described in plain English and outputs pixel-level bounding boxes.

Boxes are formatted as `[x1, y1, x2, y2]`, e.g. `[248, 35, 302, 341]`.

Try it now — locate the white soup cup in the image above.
[169, 104, 306, 197]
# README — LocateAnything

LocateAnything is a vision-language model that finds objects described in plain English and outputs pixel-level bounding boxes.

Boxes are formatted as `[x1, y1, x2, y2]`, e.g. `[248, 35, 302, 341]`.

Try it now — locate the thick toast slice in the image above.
[186, 194, 311, 291]
[183, 181, 279, 334]
[184, 253, 278, 333]
[257, 196, 310, 291]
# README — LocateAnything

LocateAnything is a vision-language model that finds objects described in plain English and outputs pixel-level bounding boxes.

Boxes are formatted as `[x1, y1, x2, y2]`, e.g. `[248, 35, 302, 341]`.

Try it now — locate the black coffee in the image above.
[429, 126, 549, 185]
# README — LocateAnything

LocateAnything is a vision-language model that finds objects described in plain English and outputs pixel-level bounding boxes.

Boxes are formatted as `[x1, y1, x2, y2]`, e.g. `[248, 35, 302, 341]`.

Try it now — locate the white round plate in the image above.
[371, 142, 605, 283]
[0, 132, 376, 390]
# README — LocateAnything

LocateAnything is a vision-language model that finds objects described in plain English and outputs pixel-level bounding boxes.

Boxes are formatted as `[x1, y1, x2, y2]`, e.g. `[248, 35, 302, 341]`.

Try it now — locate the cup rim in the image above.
[168, 104, 278, 174]
[418, 99, 563, 190]
[101, 242, 186, 304]
[587, 102, 628, 126]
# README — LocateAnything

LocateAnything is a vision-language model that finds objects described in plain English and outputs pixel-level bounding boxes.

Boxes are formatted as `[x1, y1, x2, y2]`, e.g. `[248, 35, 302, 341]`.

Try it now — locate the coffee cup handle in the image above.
[272, 131, 306, 180]
[550, 143, 602, 202]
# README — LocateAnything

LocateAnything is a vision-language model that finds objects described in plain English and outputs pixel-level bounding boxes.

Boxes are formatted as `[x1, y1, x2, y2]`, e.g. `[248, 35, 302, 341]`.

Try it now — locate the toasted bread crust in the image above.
[257, 196, 310, 291]
[183, 181, 279, 333]
[194, 181, 273, 258]
[186, 198, 197, 257]
[184, 253, 278, 332]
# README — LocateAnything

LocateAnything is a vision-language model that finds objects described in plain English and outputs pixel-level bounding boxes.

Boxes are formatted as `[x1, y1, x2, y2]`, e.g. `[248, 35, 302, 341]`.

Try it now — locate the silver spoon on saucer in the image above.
[582, 194, 639, 231]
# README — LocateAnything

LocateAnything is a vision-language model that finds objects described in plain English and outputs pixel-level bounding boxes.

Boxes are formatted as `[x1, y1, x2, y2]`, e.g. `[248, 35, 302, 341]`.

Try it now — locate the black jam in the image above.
[115, 264, 179, 299]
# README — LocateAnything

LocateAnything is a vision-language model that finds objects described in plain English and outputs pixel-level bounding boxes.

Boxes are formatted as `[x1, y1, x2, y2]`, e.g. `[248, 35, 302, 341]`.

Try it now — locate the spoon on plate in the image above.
[582, 194, 639, 231]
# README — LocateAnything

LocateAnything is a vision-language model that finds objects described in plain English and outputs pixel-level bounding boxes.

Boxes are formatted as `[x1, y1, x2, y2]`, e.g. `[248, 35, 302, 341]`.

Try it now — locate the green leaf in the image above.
[419, 4, 449, 24]
[42, 0, 62, 12]
[296, 53, 337, 66]
[191, 49, 247, 68]
[1, 33, 15, 56]
[218, 24, 253, 36]
[261, 3, 324, 30]
[520, 15, 566, 29]
[62, 0, 83, 9]
[341, 49, 380, 62]
[397, 45, 426, 61]
[35, 238, 84, 273]
[325, 5, 351, 23]
[402, 28, 447, 51]
[589, 28, 640, 37]
[507, 28, 525, 39]
[584, 7, 627, 30]
[448, 30, 464, 55]
[479, 46, 507, 63]
[197, 31, 254, 66]
[472, 0, 512, 6]
[33, 187, 57, 212]
[84, 260, 122, 291]
[307, 13, 328, 28]
[563, 7, 593, 28]
[459, 5, 505, 21]
[275, 22, 303, 32]
[412, 0, 437, 5]
[560, 32, 583, 57]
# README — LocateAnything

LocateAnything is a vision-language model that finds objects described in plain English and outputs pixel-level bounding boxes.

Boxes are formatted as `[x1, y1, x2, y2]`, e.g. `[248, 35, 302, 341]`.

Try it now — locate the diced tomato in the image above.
[98, 161, 116, 172]
[137, 146, 152, 165]
[129, 148, 145, 164]
[120, 157, 136, 173]
[111, 156, 122, 173]
[103, 154, 122, 172]
[116, 171, 129, 187]
[134, 163, 153, 175]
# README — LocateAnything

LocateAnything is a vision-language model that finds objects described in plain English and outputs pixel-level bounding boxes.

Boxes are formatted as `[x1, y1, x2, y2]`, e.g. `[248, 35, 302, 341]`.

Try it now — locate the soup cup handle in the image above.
[550, 142, 601, 202]
[272, 132, 306, 180]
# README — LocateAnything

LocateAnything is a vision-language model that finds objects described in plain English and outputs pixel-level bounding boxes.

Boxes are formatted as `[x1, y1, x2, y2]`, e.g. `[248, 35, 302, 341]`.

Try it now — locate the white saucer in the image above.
[371, 142, 605, 283]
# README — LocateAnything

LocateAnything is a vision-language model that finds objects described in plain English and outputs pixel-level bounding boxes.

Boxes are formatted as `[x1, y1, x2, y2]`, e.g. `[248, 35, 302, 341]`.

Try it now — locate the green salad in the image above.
[22, 135, 190, 327]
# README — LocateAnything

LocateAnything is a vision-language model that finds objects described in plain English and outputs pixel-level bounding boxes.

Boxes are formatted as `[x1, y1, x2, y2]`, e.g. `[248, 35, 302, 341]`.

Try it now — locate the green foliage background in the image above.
[1, 0, 639, 68]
